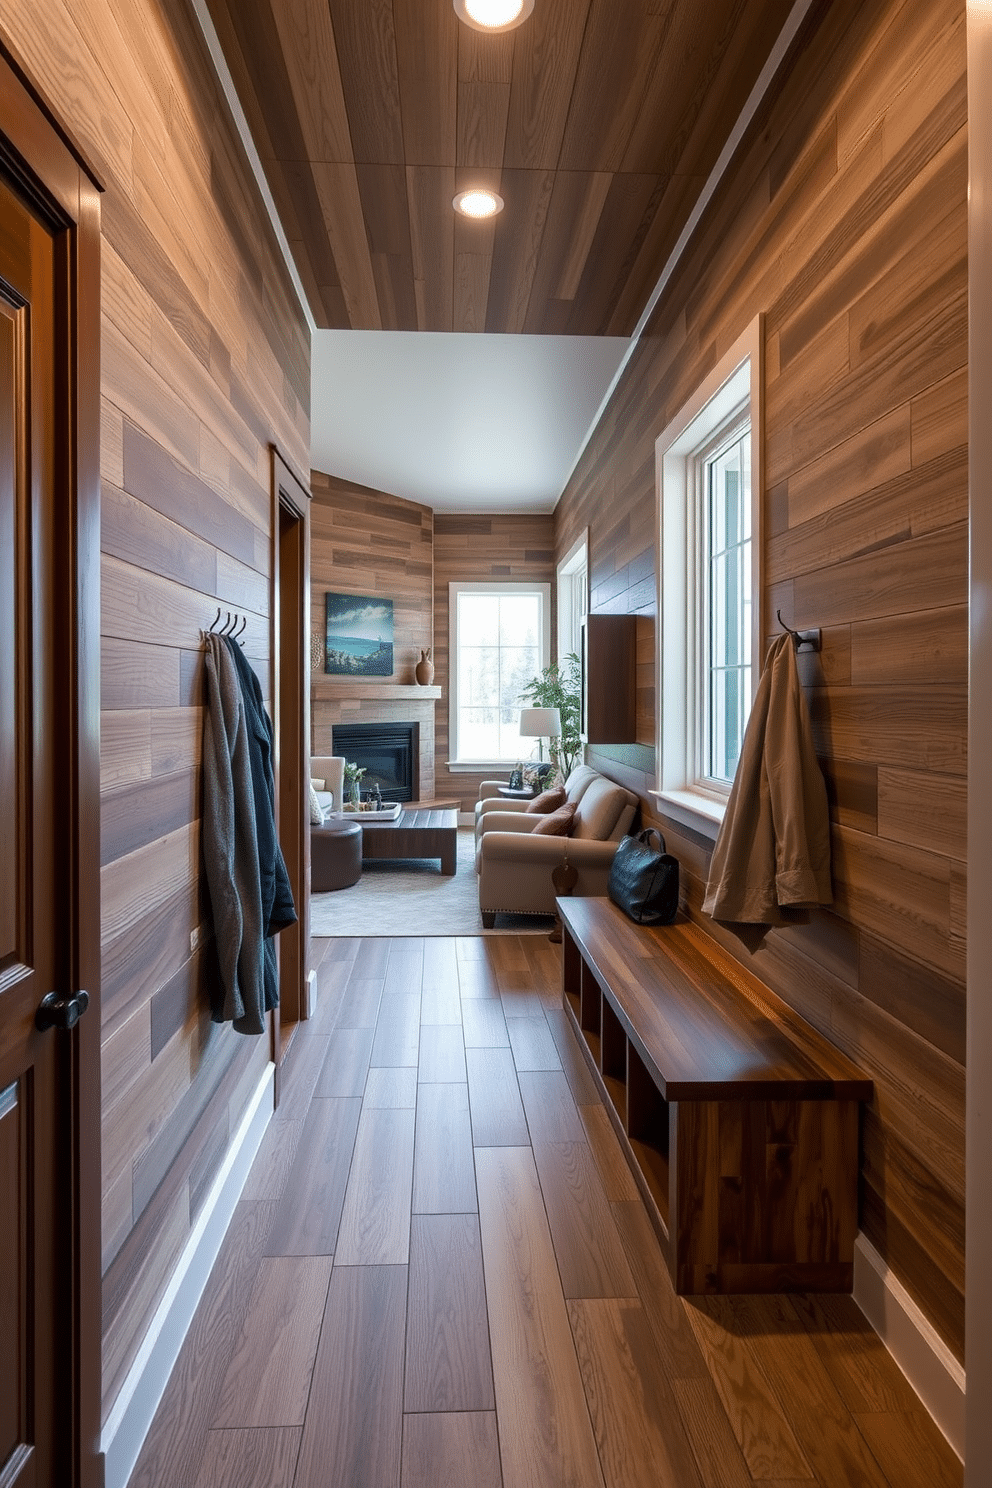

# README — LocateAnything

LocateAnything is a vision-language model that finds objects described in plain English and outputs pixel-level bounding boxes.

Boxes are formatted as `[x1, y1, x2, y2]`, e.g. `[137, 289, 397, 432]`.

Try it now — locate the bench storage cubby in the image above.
[559, 898, 873, 1296]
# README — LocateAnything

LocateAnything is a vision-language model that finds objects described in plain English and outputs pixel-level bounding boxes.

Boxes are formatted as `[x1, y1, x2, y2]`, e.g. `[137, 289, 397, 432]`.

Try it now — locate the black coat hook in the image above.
[201, 607, 247, 646]
[776, 609, 821, 652]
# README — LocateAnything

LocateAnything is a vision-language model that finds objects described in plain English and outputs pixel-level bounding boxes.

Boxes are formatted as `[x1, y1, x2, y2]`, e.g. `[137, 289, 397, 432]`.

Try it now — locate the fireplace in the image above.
[332, 722, 419, 803]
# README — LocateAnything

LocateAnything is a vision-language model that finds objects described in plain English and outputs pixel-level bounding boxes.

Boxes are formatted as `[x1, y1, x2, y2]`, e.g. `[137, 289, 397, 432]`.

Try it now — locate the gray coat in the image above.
[202, 633, 267, 1034]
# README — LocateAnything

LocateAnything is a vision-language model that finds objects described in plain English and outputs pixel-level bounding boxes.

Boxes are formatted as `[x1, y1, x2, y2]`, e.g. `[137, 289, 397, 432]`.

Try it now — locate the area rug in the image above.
[309, 828, 557, 937]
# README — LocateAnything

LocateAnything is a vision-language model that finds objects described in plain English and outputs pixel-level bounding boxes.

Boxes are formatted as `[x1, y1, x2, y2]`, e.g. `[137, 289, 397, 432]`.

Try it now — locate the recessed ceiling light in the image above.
[453, 0, 534, 34]
[453, 188, 505, 219]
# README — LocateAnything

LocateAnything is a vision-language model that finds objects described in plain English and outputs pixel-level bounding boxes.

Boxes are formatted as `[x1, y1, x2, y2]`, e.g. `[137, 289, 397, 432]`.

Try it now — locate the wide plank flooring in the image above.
[129, 935, 962, 1488]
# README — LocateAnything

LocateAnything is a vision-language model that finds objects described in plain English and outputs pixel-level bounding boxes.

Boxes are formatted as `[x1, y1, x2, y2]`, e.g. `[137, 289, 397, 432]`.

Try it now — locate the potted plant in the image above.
[519, 652, 582, 782]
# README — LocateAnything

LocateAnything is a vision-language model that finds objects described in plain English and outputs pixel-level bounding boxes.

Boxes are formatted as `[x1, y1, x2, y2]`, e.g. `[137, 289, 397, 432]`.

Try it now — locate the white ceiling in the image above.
[310, 331, 630, 514]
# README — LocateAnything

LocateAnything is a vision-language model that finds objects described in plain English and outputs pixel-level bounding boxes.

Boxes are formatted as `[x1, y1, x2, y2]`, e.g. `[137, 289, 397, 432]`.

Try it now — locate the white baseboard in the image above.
[853, 1232, 965, 1460]
[100, 1063, 275, 1488]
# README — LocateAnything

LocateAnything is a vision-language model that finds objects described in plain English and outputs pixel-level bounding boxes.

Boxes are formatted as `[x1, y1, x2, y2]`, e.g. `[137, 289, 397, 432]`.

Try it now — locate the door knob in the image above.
[35, 989, 90, 1032]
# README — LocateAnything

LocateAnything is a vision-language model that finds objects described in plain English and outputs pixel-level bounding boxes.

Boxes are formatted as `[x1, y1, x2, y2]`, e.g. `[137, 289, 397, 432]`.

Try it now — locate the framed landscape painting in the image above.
[325, 592, 394, 676]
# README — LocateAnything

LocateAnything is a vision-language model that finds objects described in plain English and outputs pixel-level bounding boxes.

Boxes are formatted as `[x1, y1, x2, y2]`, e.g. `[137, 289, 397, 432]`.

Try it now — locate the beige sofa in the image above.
[475, 764, 638, 927]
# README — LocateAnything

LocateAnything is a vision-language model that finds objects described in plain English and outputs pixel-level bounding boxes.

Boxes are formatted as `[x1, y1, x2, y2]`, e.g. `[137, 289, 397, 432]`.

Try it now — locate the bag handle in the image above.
[635, 827, 666, 853]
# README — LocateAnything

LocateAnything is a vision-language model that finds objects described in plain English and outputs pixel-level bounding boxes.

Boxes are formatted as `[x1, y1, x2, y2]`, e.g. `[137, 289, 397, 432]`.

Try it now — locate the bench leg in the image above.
[441, 836, 456, 874]
[482, 911, 496, 929]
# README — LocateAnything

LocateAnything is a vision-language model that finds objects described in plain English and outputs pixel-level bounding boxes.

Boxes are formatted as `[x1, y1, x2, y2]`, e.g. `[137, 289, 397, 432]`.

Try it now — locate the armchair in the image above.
[475, 766, 638, 927]
[311, 756, 345, 817]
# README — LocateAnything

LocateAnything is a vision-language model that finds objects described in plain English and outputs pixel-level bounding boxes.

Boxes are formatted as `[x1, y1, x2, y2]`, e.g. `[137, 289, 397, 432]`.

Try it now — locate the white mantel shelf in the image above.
[312, 681, 442, 700]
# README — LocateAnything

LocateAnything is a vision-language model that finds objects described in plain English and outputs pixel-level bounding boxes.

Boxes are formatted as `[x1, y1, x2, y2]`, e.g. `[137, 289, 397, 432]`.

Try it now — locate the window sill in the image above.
[651, 788, 725, 842]
[446, 761, 517, 773]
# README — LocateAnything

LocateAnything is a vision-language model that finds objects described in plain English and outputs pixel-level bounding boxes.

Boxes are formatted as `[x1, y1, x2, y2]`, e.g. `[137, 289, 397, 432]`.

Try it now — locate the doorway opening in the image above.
[271, 449, 311, 1079]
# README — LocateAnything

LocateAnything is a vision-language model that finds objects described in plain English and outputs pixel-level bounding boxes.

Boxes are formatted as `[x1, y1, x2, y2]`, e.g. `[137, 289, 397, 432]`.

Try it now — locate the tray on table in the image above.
[341, 801, 402, 822]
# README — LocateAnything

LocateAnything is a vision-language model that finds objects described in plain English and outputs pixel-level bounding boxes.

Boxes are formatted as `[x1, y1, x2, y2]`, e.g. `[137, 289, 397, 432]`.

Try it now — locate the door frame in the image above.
[0, 39, 102, 1488]
[270, 447, 311, 1088]
[967, 8, 991, 1482]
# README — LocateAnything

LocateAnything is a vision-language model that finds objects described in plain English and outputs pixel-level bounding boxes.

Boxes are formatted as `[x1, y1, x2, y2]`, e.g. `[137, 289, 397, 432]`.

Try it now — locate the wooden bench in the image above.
[558, 898, 873, 1296]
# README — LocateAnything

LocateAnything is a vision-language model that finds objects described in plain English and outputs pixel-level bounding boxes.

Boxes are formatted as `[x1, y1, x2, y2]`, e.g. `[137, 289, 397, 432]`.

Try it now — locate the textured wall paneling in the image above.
[553, 0, 967, 1358]
[309, 472, 437, 797]
[310, 470, 434, 684]
[307, 485, 556, 811]
[0, 0, 312, 1422]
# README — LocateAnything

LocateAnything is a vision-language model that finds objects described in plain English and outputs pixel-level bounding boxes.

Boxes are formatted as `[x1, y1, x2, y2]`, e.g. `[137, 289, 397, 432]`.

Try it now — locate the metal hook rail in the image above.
[201, 607, 247, 645]
[776, 609, 821, 652]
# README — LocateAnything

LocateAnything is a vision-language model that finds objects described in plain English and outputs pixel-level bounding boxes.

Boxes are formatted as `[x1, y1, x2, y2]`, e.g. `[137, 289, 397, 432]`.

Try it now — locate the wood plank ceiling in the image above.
[204, 0, 796, 334]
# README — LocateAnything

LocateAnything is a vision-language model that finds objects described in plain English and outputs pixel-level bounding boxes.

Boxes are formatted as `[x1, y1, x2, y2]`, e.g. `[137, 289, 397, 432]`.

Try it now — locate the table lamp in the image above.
[519, 706, 561, 762]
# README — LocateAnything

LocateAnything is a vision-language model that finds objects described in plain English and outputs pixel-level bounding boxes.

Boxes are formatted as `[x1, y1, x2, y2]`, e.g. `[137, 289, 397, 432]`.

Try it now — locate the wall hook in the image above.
[776, 609, 821, 652]
[201, 606, 246, 646]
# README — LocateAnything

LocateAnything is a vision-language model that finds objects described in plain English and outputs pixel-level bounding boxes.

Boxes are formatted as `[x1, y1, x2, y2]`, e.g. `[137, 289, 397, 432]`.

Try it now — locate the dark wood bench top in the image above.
[559, 898, 872, 1103]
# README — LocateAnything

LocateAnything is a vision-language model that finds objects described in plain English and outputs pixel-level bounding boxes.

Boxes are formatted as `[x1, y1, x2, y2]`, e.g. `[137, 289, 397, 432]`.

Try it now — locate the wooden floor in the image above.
[128, 935, 962, 1488]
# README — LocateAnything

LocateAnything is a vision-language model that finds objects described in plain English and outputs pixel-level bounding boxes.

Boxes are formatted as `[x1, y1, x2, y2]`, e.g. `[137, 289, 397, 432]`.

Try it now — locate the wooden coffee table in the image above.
[359, 806, 459, 875]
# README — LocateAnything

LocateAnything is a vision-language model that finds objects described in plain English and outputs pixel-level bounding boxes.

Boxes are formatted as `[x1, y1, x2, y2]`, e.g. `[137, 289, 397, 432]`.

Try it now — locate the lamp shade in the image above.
[519, 707, 561, 738]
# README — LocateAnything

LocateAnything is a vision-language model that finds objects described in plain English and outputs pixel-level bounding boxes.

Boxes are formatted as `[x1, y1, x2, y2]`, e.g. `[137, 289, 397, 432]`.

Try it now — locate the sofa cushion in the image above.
[531, 801, 576, 836]
[309, 780, 326, 825]
[526, 785, 566, 814]
[572, 776, 627, 840]
[564, 764, 599, 804]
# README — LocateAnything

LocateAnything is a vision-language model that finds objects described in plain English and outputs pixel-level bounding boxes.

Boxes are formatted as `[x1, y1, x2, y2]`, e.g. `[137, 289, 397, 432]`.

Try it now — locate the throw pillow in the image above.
[526, 785, 566, 814]
[309, 779, 326, 826]
[531, 801, 576, 836]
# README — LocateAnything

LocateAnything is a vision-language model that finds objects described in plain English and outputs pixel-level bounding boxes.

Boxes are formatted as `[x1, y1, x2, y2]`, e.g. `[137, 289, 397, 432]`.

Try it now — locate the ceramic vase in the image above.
[415, 647, 434, 685]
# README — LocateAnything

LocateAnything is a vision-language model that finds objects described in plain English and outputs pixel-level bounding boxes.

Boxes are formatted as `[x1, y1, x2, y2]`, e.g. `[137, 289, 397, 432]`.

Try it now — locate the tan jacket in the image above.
[702, 633, 831, 925]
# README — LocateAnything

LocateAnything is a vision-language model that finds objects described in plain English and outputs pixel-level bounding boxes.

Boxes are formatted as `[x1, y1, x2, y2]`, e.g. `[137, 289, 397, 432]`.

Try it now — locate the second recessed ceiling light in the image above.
[453, 189, 504, 219]
[453, 0, 534, 33]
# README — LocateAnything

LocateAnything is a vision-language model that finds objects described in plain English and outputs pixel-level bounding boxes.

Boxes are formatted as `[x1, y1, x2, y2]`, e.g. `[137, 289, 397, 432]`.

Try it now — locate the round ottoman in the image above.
[311, 816, 362, 891]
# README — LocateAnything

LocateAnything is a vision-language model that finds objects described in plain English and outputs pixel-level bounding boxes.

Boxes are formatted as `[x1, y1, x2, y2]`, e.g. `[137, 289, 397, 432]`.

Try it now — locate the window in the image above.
[557, 531, 588, 662]
[655, 318, 761, 835]
[448, 582, 551, 765]
[698, 415, 752, 784]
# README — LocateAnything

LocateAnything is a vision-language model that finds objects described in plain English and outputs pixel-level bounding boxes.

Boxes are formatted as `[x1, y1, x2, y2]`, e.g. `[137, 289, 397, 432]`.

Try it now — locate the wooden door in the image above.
[0, 53, 102, 1487]
[0, 165, 65, 1487]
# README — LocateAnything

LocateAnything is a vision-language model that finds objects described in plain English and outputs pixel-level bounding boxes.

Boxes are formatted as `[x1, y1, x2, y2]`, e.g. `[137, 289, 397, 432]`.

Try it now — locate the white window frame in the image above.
[556, 529, 588, 662]
[447, 580, 551, 769]
[654, 317, 762, 838]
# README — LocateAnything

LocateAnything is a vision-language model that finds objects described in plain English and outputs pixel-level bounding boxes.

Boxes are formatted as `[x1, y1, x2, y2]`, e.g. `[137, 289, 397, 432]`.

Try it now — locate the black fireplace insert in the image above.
[332, 722, 418, 803]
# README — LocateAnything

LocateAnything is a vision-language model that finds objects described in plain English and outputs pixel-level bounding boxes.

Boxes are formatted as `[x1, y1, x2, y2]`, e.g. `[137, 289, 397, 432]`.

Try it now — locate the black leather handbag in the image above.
[607, 829, 680, 926]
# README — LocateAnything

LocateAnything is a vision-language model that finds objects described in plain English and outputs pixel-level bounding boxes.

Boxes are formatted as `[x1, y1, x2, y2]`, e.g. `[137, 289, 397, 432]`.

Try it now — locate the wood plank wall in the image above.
[309, 473, 437, 794]
[555, 0, 967, 1358]
[310, 471, 434, 685]
[309, 489, 555, 810]
[0, 0, 311, 1420]
[434, 514, 556, 811]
